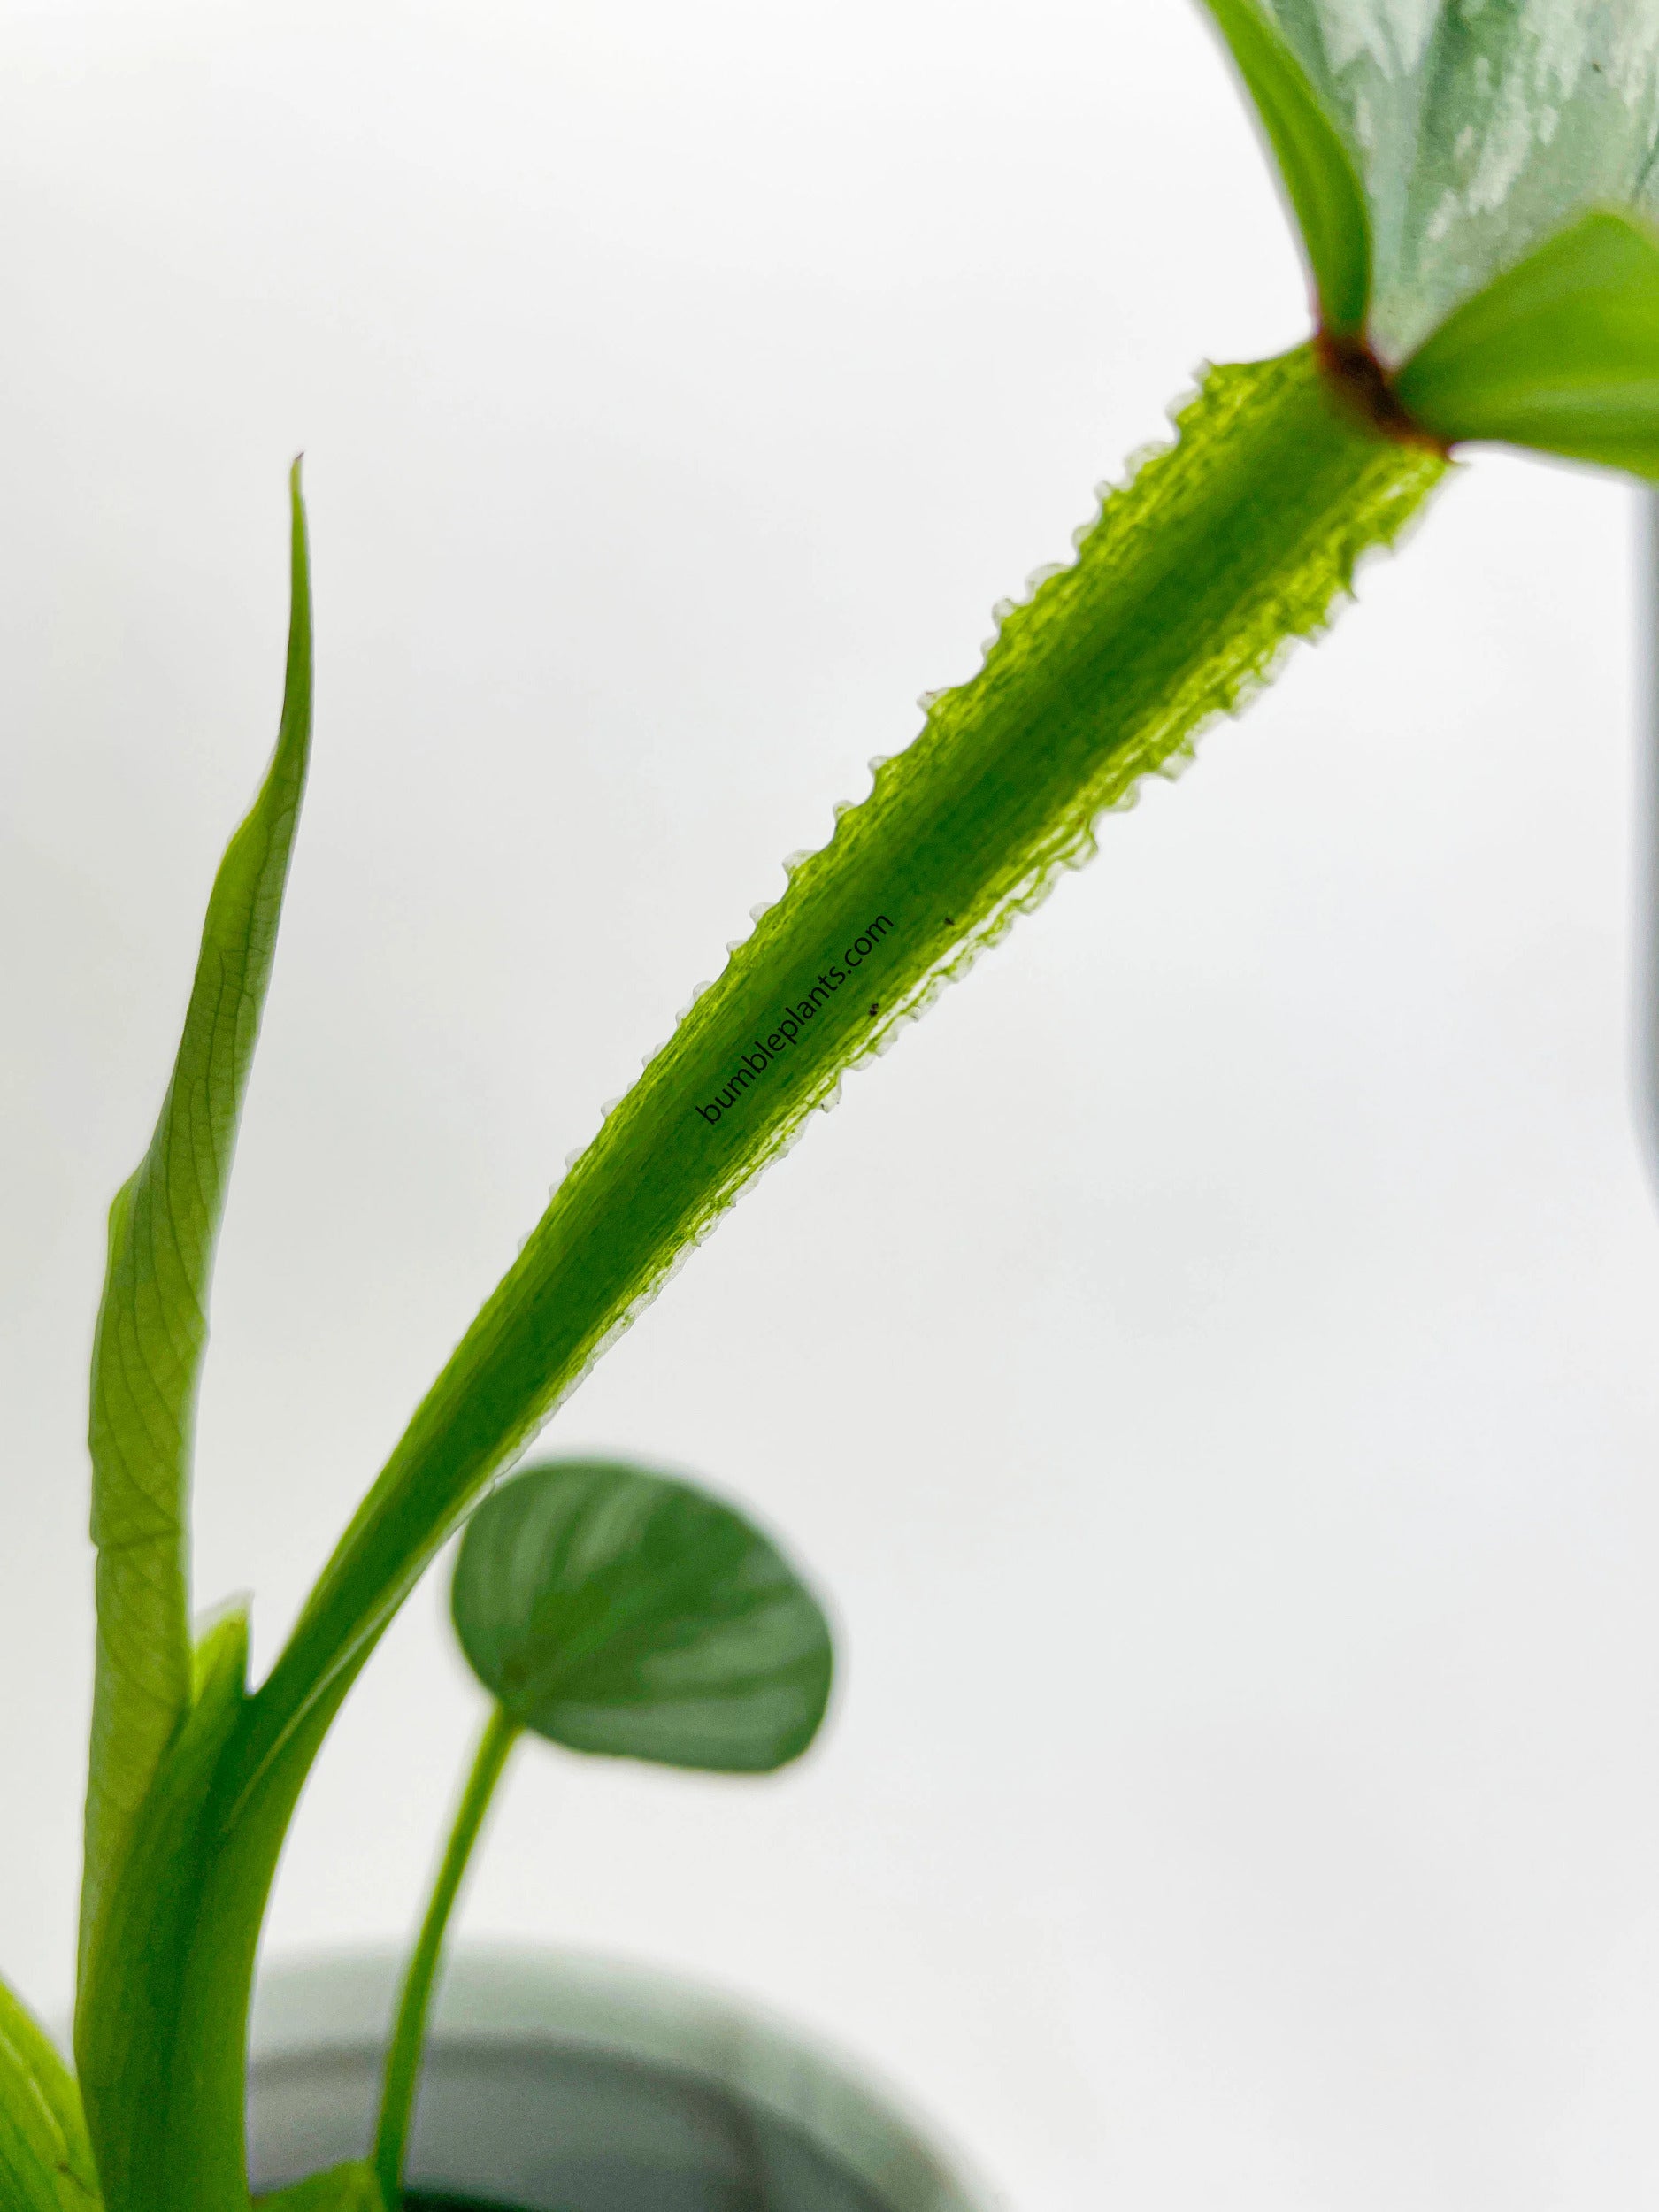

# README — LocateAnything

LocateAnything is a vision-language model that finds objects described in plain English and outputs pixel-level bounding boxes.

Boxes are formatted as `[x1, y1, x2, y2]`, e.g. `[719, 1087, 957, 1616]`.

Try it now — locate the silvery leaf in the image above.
[1262, 0, 1659, 356]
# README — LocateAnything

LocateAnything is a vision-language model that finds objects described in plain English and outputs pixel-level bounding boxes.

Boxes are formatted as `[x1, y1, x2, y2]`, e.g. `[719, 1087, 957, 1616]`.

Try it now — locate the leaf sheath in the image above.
[81, 463, 311, 1989]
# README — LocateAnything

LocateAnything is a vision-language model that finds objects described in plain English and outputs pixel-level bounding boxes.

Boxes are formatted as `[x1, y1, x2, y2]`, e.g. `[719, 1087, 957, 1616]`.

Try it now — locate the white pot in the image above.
[248, 1948, 996, 2212]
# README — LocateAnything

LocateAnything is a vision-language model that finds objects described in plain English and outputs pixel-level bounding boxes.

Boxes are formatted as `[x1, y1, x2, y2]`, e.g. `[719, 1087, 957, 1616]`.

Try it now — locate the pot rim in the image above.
[250, 1943, 1001, 2212]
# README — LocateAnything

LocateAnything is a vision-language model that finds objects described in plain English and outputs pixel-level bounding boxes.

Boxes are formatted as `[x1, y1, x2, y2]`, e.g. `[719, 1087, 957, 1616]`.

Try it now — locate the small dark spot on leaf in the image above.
[868, 1003, 879, 1017]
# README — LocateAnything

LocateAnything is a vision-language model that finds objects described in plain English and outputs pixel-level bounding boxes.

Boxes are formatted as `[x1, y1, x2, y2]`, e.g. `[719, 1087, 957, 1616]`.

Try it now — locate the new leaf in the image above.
[452, 1458, 833, 1771]
[80, 465, 313, 1985]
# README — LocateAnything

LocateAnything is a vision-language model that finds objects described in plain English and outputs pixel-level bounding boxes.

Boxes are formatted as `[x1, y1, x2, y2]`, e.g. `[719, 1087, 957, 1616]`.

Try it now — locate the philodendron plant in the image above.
[6, 2, 1659, 2207]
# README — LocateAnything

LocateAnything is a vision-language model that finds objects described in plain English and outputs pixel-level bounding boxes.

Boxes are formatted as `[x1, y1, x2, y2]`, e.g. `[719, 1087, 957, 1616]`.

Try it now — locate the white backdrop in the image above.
[3, 3, 1657, 2208]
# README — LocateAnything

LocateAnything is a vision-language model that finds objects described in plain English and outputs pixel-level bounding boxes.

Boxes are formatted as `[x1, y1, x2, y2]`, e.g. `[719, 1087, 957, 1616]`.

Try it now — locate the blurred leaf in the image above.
[452, 1459, 833, 1772]
[81, 464, 311, 1981]
[0, 1973, 100, 2210]
[254, 2163, 384, 2212]
[1199, 0, 1372, 334]
[1397, 206, 1659, 475]
[1258, 1, 1659, 356]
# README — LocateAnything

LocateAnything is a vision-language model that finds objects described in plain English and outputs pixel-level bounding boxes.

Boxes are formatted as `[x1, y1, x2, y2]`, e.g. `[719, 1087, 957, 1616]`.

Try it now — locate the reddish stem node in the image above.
[1316, 330, 1448, 456]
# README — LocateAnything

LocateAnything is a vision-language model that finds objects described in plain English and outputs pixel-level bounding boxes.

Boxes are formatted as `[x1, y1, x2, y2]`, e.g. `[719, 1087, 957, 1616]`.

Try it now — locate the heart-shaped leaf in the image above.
[451, 1459, 833, 1773]
[1396, 206, 1659, 478]
[1199, 0, 1372, 336]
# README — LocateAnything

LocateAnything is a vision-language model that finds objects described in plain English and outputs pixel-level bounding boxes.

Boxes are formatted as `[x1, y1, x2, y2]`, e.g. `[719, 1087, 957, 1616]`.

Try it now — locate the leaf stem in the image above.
[80, 345, 1448, 2212]
[372, 1706, 520, 2208]
[246, 345, 1444, 1815]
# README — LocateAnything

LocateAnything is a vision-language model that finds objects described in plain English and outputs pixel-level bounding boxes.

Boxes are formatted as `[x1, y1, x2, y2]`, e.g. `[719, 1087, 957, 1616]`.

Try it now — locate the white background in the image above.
[2, 2, 1657, 2207]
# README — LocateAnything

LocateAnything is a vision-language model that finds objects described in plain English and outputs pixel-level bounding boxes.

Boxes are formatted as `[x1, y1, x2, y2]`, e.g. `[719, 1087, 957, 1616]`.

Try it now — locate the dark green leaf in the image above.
[0, 1973, 100, 2210]
[255, 2163, 385, 2212]
[81, 463, 312, 1979]
[1199, 0, 1371, 337]
[1396, 208, 1659, 480]
[452, 1459, 834, 1772]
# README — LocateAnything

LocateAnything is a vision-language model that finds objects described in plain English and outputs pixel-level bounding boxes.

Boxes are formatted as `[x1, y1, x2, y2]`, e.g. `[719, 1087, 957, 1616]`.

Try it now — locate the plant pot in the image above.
[248, 1948, 995, 2212]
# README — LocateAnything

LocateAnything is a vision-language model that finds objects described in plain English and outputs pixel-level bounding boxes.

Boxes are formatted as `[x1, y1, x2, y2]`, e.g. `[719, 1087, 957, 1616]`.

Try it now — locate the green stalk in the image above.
[81, 342, 1447, 2212]
[246, 344, 1444, 1799]
[373, 1709, 520, 2207]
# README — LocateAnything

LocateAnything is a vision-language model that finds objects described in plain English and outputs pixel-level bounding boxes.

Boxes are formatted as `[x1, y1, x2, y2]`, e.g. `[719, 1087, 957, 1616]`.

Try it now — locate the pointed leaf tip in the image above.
[80, 472, 315, 1999]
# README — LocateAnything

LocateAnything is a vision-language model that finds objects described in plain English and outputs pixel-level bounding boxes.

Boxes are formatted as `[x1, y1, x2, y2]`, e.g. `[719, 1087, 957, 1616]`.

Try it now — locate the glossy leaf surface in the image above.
[1397, 207, 1659, 477]
[1260, 0, 1659, 357]
[452, 1459, 833, 1771]
[1199, 0, 1371, 334]
[0, 1972, 101, 2210]
[81, 465, 311, 1979]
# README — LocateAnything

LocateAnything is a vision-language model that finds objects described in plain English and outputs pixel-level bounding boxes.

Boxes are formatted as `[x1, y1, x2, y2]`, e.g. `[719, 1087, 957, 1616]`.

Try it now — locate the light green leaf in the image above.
[1199, 0, 1372, 336]
[452, 1459, 834, 1771]
[0, 1974, 100, 2210]
[254, 2163, 385, 2212]
[1396, 206, 1659, 477]
[1261, 1, 1659, 357]
[81, 464, 312, 1981]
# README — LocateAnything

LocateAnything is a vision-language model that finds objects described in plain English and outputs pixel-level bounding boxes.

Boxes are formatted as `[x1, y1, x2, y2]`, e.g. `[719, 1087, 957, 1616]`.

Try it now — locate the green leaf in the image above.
[0, 1973, 100, 2210]
[1259, 2, 1659, 357]
[452, 1459, 834, 1771]
[81, 463, 312, 1981]
[1396, 208, 1659, 480]
[254, 2164, 385, 2212]
[1198, 0, 1371, 337]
